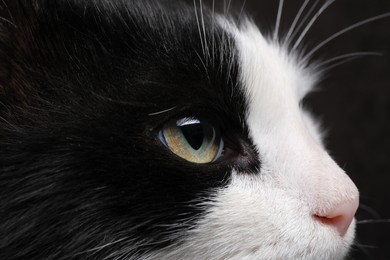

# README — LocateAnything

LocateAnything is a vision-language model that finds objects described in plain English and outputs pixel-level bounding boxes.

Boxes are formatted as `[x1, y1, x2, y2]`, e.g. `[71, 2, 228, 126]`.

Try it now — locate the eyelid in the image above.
[212, 138, 224, 162]
[159, 130, 168, 147]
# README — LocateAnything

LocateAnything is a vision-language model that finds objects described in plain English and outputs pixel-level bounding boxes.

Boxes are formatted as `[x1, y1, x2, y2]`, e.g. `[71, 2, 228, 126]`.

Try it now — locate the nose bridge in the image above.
[280, 133, 359, 216]
[302, 150, 358, 213]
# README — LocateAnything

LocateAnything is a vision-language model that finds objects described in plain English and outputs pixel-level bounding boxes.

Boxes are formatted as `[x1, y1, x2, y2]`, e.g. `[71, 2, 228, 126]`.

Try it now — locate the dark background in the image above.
[200, 0, 390, 259]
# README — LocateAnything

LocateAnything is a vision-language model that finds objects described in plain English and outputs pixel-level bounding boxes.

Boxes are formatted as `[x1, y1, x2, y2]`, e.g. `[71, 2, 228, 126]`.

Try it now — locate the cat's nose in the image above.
[313, 196, 359, 237]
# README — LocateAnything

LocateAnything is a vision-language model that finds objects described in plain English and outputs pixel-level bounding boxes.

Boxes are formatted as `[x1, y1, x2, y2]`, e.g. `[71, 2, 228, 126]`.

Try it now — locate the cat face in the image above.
[0, 0, 358, 259]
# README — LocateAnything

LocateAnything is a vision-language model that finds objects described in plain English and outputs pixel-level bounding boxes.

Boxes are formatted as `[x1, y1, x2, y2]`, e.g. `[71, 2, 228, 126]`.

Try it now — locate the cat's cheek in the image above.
[145, 173, 355, 260]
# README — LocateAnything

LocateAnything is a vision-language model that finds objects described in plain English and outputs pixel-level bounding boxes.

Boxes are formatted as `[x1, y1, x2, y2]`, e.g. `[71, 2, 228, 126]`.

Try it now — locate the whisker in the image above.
[220, 0, 228, 74]
[354, 243, 378, 249]
[284, 0, 311, 45]
[0, 115, 23, 133]
[320, 57, 359, 72]
[148, 107, 177, 116]
[0, 0, 16, 27]
[359, 203, 381, 219]
[289, 0, 321, 46]
[355, 244, 378, 249]
[357, 219, 390, 224]
[315, 51, 382, 69]
[238, 0, 247, 23]
[212, 0, 215, 66]
[0, 16, 16, 27]
[225, 0, 232, 16]
[293, 0, 337, 51]
[273, 0, 285, 42]
[193, 0, 205, 56]
[199, 0, 209, 63]
[302, 12, 390, 63]
[352, 238, 375, 260]
[91, 92, 149, 107]
[194, 49, 211, 83]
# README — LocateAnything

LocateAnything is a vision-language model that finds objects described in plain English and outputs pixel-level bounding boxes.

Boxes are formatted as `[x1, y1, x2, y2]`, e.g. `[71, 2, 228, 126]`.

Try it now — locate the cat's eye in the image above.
[159, 117, 224, 164]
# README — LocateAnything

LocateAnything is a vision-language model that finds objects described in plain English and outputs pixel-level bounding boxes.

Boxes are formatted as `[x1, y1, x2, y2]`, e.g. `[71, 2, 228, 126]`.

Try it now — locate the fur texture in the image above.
[0, 0, 359, 259]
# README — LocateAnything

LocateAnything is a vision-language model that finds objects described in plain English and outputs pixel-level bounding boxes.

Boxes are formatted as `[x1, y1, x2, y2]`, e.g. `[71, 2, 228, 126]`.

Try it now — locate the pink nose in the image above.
[313, 196, 359, 237]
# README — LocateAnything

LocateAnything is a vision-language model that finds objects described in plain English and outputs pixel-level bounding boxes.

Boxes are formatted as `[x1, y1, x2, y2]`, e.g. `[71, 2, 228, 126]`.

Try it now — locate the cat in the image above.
[0, 0, 361, 259]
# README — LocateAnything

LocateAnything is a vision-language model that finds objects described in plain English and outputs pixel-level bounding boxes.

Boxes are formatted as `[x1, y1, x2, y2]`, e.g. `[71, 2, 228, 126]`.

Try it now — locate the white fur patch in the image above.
[145, 18, 359, 260]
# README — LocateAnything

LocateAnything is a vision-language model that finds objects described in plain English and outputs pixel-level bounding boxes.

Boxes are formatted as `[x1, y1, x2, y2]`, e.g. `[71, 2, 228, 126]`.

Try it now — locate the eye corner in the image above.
[156, 119, 258, 171]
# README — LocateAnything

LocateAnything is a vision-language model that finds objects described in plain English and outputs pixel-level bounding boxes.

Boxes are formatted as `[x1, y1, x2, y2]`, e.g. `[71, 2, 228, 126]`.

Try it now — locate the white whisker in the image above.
[293, 0, 337, 51]
[320, 57, 358, 72]
[193, 0, 205, 56]
[212, 0, 215, 66]
[357, 219, 390, 224]
[354, 243, 378, 249]
[359, 203, 381, 219]
[91, 92, 148, 107]
[288, 0, 321, 46]
[148, 107, 177, 116]
[353, 238, 376, 260]
[220, 0, 229, 73]
[199, 0, 209, 63]
[303, 12, 390, 62]
[225, 0, 232, 16]
[238, 0, 247, 23]
[284, 0, 311, 45]
[194, 50, 211, 83]
[315, 51, 382, 68]
[274, 0, 285, 42]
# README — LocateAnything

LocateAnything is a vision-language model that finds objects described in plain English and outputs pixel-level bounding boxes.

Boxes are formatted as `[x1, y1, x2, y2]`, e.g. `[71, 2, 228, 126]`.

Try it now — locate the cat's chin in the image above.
[145, 224, 355, 260]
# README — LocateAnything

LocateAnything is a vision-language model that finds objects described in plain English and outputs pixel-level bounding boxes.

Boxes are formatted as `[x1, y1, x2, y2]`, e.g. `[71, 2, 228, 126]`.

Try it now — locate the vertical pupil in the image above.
[180, 124, 204, 150]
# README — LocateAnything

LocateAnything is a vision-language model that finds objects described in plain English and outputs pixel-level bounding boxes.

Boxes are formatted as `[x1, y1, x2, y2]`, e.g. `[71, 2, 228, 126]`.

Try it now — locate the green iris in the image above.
[159, 117, 224, 164]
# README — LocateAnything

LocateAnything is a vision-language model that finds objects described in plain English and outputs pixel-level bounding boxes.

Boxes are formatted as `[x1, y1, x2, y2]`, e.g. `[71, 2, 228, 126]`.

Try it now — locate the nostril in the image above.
[313, 215, 347, 235]
[313, 197, 359, 237]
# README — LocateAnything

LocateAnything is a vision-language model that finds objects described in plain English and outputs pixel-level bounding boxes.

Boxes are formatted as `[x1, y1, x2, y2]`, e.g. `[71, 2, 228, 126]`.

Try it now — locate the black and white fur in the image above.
[0, 0, 360, 259]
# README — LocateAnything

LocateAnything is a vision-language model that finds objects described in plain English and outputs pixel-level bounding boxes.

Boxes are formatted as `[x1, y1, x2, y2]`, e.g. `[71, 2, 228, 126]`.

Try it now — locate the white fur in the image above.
[145, 18, 359, 260]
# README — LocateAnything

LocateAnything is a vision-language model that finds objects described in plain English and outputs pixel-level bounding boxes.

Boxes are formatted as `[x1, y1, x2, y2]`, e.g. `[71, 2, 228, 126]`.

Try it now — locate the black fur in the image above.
[0, 0, 259, 258]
